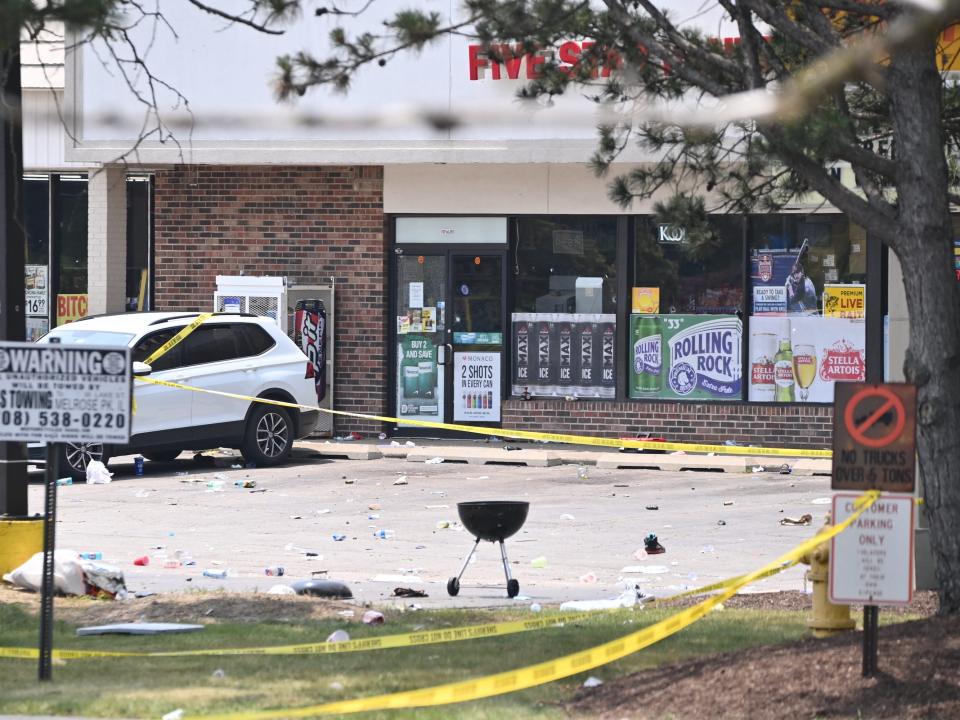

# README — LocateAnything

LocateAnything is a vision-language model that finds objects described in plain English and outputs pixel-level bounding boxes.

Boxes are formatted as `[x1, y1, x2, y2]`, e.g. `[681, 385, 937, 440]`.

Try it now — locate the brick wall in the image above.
[153, 165, 386, 433]
[502, 399, 833, 449]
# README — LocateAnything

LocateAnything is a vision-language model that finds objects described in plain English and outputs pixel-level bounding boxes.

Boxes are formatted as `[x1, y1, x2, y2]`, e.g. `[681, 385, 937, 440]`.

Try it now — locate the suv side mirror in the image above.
[133, 361, 153, 376]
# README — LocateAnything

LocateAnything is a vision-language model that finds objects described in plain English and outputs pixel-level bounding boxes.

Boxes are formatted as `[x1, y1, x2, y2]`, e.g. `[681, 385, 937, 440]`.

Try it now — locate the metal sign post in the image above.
[38, 442, 59, 681]
[831, 382, 917, 679]
[0, 340, 131, 681]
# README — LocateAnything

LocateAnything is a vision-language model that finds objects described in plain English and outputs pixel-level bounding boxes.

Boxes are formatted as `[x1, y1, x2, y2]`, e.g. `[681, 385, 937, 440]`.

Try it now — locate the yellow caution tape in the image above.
[142, 312, 214, 367]
[0, 559, 801, 661]
[134, 375, 831, 459]
[197, 491, 878, 719]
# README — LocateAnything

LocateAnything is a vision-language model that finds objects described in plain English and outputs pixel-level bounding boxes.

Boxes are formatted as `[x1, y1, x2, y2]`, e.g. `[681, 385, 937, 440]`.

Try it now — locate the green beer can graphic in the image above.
[631, 315, 663, 395]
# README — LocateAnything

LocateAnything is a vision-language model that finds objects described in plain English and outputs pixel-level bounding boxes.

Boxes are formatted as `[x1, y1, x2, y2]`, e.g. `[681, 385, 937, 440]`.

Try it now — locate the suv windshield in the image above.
[39, 330, 136, 347]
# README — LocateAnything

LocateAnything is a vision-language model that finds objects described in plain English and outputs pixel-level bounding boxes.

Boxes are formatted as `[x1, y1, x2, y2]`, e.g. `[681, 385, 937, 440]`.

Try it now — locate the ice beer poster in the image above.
[748, 317, 865, 402]
[396, 335, 443, 423]
[629, 314, 742, 400]
[454, 352, 501, 421]
[511, 313, 616, 398]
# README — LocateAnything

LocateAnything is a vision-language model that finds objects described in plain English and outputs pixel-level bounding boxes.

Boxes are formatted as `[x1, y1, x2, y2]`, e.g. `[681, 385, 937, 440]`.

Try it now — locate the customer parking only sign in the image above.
[0, 342, 131, 444]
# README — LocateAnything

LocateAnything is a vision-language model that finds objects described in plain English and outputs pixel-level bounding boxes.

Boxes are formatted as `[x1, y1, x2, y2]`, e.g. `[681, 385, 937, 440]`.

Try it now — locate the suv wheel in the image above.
[61, 442, 110, 481]
[241, 405, 293, 467]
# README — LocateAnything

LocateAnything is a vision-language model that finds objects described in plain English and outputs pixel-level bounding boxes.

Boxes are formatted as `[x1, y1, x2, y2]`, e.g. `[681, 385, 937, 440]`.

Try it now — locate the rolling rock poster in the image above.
[630, 314, 742, 400]
[397, 335, 443, 424]
[511, 313, 616, 398]
[748, 317, 865, 402]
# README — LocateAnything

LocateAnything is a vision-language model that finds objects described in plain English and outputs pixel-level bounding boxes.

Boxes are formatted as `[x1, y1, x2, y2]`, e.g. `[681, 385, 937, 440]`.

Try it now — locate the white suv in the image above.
[39, 312, 320, 479]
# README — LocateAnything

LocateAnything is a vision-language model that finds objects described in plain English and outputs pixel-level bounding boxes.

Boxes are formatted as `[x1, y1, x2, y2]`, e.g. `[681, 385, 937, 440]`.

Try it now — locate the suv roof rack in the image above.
[148, 312, 259, 326]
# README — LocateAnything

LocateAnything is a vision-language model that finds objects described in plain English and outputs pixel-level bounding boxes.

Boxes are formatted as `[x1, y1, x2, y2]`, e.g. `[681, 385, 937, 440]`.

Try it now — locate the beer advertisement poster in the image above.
[454, 351, 501, 421]
[629, 314, 742, 400]
[396, 335, 443, 425]
[511, 313, 616, 398]
[822, 284, 865, 319]
[748, 316, 865, 402]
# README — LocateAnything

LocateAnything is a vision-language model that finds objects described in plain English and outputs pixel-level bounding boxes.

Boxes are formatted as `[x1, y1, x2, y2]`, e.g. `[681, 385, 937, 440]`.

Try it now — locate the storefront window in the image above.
[126, 176, 152, 311]
[510, 217, 617, 398]
[23, 177, 50, 340]
[629, 216, 744, 401]
[747, 215, 867, 403]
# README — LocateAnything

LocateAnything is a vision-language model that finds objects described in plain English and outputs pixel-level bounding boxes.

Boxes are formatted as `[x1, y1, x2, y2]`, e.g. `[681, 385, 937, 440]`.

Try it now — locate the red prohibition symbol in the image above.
[843, 386, 907, 449]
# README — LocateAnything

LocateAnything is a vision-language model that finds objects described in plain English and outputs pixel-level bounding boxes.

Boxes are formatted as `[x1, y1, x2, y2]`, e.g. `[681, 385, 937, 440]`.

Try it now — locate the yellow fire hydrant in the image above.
[798, 514, 856, 638]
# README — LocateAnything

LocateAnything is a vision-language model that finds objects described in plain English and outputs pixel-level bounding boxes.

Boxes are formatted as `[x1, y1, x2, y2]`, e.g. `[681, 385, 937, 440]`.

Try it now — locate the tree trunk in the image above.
[888, 38, 960, 613]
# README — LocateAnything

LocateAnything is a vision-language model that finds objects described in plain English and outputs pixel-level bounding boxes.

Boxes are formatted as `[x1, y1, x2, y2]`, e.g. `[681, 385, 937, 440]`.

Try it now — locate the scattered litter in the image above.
[175, 471, 190, 477]
[405, 441, 416, 447]
[374, 529, 395, 539]
[424, 457, 445, 465]
[582, 677, 604, 688]
[3, 550, 86, 595]
[368, 514, 381, 520]
[644, 534, 666, 555]
[55, 477, 73, 486]
[133, 556, 149, 566]
[330, 681, 344, 691]
[529, 603, 542, 612]
[393, 476, 409, 485]
[338, 610, 355, 618]
[531, 556, 548, 568]
[379, 432, 387, 440]
[162, 710, 184, 720]
[79, 552, 102, 560]
[701, 545, 716, 554]
[264, 566, 285, 577]
[326, 629, 350, 643]
[717, 520, 727, 526]
[811, 497, 832, 505]
[503, 445, 521, 451]
[267, 585, 295, 595]
[645, 505, 659, 511]
[576, 466, 589, 480]
[560, 589, 641, 611]
[234, 479, 256, 489]
[621, 565, 669, 574]
[426, 504, 449, 509]
[393, 587, 428, 598]
[212, 669, 226, 679]
[205, 480, 225, 493]
[723, 501, 734, 506]
[780, 514, 813, 526]
[231, 464, 244, 469]
[559, 513, 576, 521]
[344, 479, 355, 485]
[579, 572, 598, 584]
[332, 533, 347, 541]
[202, 569, 228, 579]
[77, 623, 203, 636]
[368, 504, 381, 511]
[362, 610, 386, 625]
[752, 465, 764, 473]
[133, 489, 152, 498]
[614, 484, 629, 488]
[85, 460, 113, 485]
[435, 520, 451, 529]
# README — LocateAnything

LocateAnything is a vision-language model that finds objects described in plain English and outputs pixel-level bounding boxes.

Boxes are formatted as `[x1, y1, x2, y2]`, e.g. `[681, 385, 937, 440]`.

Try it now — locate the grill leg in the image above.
[455, 538, 481, 583]
[499, 540, 514, 583]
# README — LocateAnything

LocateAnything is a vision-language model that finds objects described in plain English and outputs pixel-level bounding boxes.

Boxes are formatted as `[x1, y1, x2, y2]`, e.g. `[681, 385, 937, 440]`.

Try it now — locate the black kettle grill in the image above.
[447, 500, 529, 598]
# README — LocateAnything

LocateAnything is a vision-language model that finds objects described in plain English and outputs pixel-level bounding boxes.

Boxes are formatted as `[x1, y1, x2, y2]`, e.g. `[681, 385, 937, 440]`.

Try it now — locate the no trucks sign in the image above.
[0, 342, 131, 444]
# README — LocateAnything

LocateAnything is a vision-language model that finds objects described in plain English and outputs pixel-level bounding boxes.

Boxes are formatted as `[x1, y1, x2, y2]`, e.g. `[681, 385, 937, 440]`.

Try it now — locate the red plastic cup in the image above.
[133, 556, 149, 566]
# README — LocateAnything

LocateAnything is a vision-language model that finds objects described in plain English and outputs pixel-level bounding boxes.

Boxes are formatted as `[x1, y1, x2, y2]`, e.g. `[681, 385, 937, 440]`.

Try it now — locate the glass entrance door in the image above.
[395, 253, 446, 427]
[392, 248, 505, 432]
[450, 253, 504, 423]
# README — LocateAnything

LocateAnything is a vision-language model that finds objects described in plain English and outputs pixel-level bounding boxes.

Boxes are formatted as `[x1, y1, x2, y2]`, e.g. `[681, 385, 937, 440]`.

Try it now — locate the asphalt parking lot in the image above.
[24, 442, 834, 608]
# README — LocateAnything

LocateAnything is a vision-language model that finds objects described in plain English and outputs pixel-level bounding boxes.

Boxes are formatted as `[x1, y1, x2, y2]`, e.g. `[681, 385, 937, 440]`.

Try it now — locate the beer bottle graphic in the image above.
[773, 339, 795, 402]
[632, 316, 662, 395]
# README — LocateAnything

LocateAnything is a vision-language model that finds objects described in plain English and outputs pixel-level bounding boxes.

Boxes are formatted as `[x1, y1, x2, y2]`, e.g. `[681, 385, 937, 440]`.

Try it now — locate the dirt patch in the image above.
[657, 589, 940, 617]
[570, 594, 957, 720]
[0, 585, 357, 625]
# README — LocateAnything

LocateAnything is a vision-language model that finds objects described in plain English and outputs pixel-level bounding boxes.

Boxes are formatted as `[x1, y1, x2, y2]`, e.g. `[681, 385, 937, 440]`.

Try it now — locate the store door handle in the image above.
[437, 343, 454, 365]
